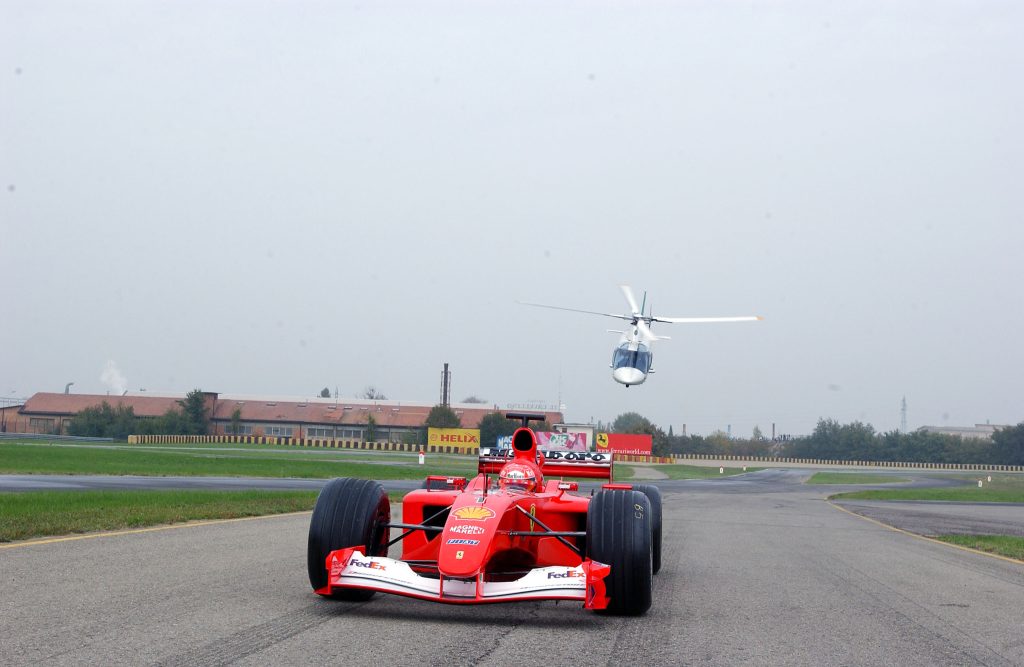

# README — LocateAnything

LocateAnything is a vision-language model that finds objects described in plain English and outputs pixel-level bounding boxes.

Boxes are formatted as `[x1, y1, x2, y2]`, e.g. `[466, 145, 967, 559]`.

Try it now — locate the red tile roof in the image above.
[20, 393, 563, 430]
[212, 398, 562, 429]
[22, 393, 185, 418]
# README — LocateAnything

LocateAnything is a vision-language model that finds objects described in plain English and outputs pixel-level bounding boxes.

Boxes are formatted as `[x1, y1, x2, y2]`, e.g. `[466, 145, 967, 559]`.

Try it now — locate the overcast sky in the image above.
[2, 1, 1022, 437]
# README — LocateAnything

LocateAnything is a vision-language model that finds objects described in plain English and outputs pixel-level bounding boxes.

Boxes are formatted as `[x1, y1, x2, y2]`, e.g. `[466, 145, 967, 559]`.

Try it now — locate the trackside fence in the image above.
[126, 434, 477, 455]
[671, 453, 1024, 472]
[123, 435, 1024, 471]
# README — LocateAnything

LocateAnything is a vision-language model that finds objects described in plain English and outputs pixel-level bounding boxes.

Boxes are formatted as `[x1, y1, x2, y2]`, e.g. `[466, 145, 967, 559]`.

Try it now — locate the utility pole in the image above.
[440, 363, 451, 407]
[900, 396, 907, 434]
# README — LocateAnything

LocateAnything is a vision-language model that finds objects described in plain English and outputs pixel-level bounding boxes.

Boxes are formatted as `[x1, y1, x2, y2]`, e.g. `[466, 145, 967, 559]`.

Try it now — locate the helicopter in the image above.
[521, 285, 762, 387]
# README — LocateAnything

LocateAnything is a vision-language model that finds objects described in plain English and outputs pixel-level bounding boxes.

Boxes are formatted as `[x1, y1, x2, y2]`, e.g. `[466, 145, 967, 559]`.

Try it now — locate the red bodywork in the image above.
[317, 426, 618, 609]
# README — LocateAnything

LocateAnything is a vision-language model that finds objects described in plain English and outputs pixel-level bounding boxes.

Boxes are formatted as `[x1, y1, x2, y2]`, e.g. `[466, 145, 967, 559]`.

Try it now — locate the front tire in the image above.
[587, 489, 653, 615]
[307, 477, 390, 600]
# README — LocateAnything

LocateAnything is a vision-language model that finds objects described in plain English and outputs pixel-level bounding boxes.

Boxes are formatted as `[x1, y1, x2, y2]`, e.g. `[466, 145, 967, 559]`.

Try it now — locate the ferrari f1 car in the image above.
[307, 413, 662, 615]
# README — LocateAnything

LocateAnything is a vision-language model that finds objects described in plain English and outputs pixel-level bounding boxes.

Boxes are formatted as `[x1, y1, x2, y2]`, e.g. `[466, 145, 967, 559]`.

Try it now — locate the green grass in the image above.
[807, 472, 911, 485]
[0, 489, 320, 543]
[0, 441, 476, 480]
[831, 474, 1024, 503]
[935, 535, 1024, 561]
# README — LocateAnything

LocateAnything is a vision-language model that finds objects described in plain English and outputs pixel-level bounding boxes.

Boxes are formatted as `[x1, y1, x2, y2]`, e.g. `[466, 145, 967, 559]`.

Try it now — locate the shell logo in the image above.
[453, 506, 496, 521]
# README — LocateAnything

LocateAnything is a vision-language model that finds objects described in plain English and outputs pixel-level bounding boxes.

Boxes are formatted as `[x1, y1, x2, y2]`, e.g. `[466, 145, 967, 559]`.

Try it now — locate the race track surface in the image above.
[2, 469, 1022, 666]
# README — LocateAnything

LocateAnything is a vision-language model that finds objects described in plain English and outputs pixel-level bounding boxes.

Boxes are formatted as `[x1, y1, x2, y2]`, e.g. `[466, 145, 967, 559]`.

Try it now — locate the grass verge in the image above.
[831, 474, 1024, 503]
[0, 489, 319, 543]
[807, 472, 911, 485]
[0, 441, 476, 480]
[935, 534, 1024, 561]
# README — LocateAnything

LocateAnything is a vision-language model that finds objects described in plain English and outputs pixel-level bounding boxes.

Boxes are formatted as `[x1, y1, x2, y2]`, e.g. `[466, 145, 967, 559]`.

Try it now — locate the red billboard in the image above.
[594, 432, 652, 456]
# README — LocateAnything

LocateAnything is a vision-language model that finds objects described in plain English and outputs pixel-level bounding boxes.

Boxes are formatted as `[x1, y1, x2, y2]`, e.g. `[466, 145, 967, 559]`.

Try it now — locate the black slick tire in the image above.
[586, 489, 653, 615]
[630, 483, 663, 574]
[307, 477, 390, 600]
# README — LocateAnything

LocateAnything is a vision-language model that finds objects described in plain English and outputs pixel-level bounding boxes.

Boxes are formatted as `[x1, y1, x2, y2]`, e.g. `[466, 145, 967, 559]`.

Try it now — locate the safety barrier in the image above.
[126, 434, 478, 454]
[121, 435, 1024, 470]
[673, 453, 1024, 472]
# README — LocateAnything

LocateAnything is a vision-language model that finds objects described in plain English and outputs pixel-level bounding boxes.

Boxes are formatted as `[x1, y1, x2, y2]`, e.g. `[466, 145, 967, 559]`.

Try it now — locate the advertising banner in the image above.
[427, 428, 480, 452]
[594, 432, 653, 456]
[535, 431, 589, 451]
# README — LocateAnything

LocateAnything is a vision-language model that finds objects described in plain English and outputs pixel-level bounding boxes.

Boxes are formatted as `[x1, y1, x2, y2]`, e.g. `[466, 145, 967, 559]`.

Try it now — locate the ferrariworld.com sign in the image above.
[428, 428, 480, 450]
[595, 432, 652, 456]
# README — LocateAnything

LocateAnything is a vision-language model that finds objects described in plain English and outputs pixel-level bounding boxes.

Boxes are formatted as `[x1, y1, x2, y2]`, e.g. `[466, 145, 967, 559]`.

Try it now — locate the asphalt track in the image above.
[2, 469, 1023, 666]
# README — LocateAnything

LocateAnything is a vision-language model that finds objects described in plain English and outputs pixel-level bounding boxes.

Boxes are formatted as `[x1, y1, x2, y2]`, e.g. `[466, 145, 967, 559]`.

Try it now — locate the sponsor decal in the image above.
[449, 524, 486, 535]
[456, 551, 464, 560]
[547, 569, 585, 579]
[350, 559, 386, 571]
[445, 538, 480, 546]
[545, 450, 607, 462]
[529, 503, 537, 532]
[453, 506, 496, 521]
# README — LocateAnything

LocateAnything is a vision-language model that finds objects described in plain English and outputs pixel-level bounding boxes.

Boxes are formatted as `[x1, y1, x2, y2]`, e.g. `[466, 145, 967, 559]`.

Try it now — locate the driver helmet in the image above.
[499, 463, 537, 492]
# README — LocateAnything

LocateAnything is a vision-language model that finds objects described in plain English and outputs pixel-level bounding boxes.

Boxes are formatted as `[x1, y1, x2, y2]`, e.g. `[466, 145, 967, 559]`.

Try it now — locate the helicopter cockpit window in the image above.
[612, 347, 632, 369]
[613, 344, 652, 372]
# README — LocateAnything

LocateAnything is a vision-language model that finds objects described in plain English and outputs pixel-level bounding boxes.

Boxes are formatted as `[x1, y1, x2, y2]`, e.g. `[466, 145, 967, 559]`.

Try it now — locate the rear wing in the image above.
[478, 448, 613, 480]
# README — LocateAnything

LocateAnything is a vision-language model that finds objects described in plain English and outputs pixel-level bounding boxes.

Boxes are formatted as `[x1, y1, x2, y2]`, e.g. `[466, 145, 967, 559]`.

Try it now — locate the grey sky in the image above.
[3, 1, 1022, 437]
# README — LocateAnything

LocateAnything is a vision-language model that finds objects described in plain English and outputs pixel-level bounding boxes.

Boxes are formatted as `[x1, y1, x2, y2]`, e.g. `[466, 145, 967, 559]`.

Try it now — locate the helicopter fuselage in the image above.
[610, 337, 652, 387]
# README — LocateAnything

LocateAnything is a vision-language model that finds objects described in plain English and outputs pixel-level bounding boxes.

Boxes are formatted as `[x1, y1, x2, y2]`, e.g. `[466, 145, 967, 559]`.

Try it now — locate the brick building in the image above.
[4, 392, 563, 442]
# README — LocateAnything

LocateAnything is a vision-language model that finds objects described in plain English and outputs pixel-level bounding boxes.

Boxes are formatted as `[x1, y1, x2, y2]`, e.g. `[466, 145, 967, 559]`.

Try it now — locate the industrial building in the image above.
[0, 392, 563, 442]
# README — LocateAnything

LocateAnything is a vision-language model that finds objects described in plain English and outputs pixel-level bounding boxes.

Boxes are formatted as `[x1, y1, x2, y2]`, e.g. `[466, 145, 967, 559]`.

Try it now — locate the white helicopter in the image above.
[521, 285, 762, 387]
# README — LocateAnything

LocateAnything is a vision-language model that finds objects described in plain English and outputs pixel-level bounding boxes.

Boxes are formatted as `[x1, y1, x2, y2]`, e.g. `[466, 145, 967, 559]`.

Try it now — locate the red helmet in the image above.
[499, 463, 537, 492]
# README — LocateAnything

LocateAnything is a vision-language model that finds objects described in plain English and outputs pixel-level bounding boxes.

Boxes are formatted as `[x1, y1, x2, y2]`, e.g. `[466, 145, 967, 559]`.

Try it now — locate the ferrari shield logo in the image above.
[456, 550, 464, 560]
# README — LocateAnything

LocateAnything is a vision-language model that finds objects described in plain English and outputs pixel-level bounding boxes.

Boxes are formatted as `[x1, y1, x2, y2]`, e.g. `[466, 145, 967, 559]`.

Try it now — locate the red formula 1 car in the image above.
[307, 413, 662, 615]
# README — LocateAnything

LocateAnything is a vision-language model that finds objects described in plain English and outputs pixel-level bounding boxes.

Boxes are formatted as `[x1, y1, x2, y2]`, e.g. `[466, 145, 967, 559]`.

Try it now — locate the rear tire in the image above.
[631, 483, 663, 574]
[307, 477, 390, 600]
[587, 489, 653, 615]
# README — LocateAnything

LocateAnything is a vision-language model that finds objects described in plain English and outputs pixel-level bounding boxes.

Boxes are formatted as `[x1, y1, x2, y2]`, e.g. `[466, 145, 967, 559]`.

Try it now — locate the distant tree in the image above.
[362, 386, 387, 400]
[319, 387, 331, 398]
[478, 412, 517, 448]
[424, 404, 461, 429]
[752, 425, 764, 441]
[229, 408, 242, 435]
[68, 401, 139, 440]
[992, 423, 1024, 466]
[177, 389, 210, 435]
[612, 411, 655, 434]
[461, 396, 487, 404]
[366, 414, 378, 442]
[158, 406, 189, 435]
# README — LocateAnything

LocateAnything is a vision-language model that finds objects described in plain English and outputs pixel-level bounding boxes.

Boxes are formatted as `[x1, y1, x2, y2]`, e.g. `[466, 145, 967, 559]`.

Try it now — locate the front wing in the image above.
[317, 547, 611, 609]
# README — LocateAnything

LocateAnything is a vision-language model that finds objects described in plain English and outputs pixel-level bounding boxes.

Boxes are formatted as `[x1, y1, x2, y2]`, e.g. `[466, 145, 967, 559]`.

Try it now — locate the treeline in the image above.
[632, 417, 1024, 466]
[68, 390, 211, 440]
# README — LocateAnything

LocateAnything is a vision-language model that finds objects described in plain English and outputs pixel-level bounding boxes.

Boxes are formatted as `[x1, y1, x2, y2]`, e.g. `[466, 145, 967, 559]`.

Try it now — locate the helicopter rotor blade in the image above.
[518, 301, 633, 321]
[651, 315, 764, 324]
[636, 319, 660, 343]
[620, 285, 642, 317]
